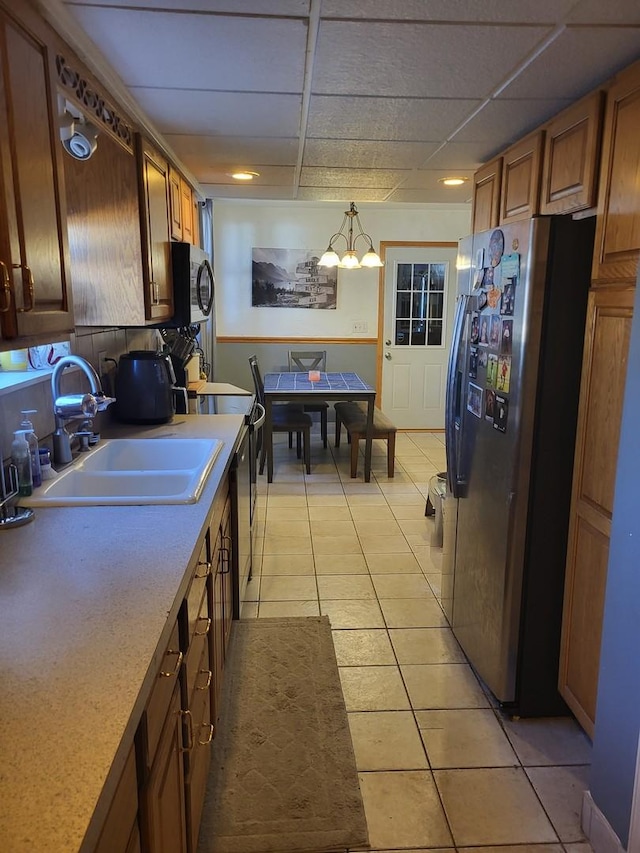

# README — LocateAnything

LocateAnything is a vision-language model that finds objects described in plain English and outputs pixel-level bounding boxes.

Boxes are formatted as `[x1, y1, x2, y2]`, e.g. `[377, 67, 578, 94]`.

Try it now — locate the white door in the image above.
[381, 245, 458, 428]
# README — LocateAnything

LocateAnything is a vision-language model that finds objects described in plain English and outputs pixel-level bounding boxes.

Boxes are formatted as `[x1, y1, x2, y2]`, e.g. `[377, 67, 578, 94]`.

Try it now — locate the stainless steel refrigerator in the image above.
[443, 215, 595, 716]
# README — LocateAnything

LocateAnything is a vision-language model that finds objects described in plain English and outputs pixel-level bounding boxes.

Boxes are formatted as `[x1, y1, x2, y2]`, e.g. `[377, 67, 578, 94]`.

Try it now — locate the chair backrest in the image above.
[248, 355, 265, 406]
[288, 350, 327, 372]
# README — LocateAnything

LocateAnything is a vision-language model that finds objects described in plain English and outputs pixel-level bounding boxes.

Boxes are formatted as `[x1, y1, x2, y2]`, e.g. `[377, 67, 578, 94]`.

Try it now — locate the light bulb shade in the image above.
[361, 248, 384, 267]
[318, 249, 340, 267]
[339, 251, 361, 269]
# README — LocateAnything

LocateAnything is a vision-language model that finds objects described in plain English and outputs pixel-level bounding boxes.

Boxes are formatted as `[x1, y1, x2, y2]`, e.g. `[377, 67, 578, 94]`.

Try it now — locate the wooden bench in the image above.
[334, 401, 397, 478]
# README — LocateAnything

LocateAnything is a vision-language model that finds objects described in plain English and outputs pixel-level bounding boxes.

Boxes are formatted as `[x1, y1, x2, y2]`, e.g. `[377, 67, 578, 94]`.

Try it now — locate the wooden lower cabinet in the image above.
[559, 286, 634, 736]
[94, 745, 139, 853]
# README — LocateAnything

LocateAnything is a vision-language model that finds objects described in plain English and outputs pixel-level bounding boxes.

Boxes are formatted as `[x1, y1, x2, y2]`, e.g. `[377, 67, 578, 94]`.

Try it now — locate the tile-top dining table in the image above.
[262, 371, 376, 482]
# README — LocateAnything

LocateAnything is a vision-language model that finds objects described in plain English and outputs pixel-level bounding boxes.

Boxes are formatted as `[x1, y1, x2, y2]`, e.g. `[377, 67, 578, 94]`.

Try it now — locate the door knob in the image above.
[385, 352, 392, 360]
[385, 339, 391, 346]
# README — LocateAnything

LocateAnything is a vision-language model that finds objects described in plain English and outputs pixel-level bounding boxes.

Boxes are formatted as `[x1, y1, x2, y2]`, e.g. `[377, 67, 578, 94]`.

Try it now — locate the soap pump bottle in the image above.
[11, 430, 33, 497]
[19, 410, 42, 488]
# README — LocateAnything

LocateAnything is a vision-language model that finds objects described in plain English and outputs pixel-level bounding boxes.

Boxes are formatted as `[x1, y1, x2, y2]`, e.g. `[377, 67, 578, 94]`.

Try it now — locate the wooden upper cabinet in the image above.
[180, 178, 194, 245]
[137, 135, 174, 322]
[168, 164, 183, 241]
[540, 91, 604, 215]
[592, 59, 640, 284]
[499, 131, 544, 224]
[0, 4, 73, 345]
[472, 157, 502, 233]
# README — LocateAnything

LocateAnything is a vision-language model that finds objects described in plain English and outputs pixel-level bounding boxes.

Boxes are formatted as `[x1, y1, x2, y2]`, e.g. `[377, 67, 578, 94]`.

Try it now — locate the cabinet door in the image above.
[180, 178, 194, 245]
[169, 164, 183, 242]
[0, 6, 73, 341]
[221, 494, 233, 653]
[95, 744, 139, 853]
[137, 136, 174, 322]
[540, 91, 604, 215]
[499, 131, 543, 224]
[592, 60, 640, 284]
[185, 644, 213, 853]
[559, 287, 634, 736]
[472, 157, 502, 234]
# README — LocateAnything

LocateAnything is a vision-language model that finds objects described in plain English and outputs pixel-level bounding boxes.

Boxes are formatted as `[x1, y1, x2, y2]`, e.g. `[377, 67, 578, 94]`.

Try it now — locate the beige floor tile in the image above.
[240, 601, 258, 618]
[317, 575, 376, 600]
[307, 505, 352, 521]
[314, 554, 369, 574]
[434, 767, 558, 846]
[244, 576, 261, 601]
[265, 505, 309, 521]
[262, 535, 313, 555]
[462, 847, 564, 853]
[501, 717, 592, 766]
[384, 493, 426, 506]
[361, 535, 411, 554]
[304, 482, 345, 494]
[369, 850, 453, 853]
[345, 493, 388, 505]
[424, 572, 443, 597]
[263, 520, 310, 537]
[401, 663, 490, 709]
[413, 546, 443, 572]
[525, 765, 590, 842]
[259, 575, 318, 601]
[331, 629, 395, 666]
[306, 494, 348, 506]
[267, 482, 306, 495]
[349, 505, 395, 521]
[310, 519, 356, 536]
[353, 519, 402, 537]
[349, 711, 428, 770]
[372, 574, 434, 599]
[380, 598, 449, 628]
[359, 770, 453, 850]
[321, 599, 385, 629]
[564, 844, 594, 853]
[343, 482, 385, 494]
[391, 504, 435, 521]
[366, 553, 422, 573]
[416, 709, 518, 768]
[397, 518, 434, 535]
[312, 534, 363, 555]
[260, 554, 315, 575]
[389, 628, 466, 665]
[339, 666, 410, 711]
[258, 600, 320, 618]
[265, 494, 308, 508]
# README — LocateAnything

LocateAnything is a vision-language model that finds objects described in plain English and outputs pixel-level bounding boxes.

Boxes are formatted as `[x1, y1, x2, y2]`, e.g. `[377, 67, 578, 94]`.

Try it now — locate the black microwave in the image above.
[163, 242, 214, 328]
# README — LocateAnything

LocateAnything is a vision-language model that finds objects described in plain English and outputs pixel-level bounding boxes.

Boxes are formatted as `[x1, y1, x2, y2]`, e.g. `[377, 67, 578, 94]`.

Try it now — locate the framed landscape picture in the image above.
[252, 248, 337, 309]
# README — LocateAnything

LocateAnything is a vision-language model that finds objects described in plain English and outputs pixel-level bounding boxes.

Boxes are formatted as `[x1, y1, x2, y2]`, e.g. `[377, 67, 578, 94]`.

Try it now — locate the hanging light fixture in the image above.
[318, 202, 384, 269]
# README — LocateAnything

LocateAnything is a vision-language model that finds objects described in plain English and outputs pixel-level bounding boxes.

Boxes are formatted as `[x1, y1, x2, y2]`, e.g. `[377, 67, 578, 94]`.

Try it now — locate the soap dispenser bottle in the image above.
[20, 410, 42, 488]
[11, 430, 33, 497]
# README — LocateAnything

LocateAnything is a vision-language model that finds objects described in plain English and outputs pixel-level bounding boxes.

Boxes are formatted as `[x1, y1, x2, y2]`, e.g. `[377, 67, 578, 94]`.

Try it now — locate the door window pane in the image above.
[395, 319, 411, 345]
[396, 291, 412, 318]
[393, 260, 448, 347]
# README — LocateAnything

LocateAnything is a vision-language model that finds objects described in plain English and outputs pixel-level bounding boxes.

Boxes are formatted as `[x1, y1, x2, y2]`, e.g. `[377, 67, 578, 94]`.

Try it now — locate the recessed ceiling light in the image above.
[230, 170, 260, 181]
[439, 176, 468, 186]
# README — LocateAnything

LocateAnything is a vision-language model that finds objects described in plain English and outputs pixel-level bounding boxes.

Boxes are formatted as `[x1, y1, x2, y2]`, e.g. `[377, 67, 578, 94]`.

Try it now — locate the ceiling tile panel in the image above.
[567, 0, 640, 24]
[165, 135, 299, 168]
[306, 96, 482, 142]
[312, 21, 553, 98]
[66, 6, 307, 91]
[202, 184, 295, 200]
[193, 164, 295, 185]
[388, 186, 473, 203]
[296, 187, 390, 201]
[68, 1, 309, 11]
[452, 99, 573, 145]
[499, 27, 640, 99]
[303, 139, 438, 170]
[418, 143, 494, 170]
[131, 89, 302, 137]
[300, 167, 407, 188]
[320, 0, 576, 23]
[400, 169, 475, 189]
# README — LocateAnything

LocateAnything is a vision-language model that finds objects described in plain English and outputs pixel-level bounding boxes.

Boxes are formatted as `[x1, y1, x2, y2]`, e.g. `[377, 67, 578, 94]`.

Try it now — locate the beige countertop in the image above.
[0, 414, 245, 853]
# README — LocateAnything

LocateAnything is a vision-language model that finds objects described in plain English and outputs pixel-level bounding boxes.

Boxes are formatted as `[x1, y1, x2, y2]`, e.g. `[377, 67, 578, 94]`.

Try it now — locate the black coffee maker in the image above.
[114, 350, 188, 424]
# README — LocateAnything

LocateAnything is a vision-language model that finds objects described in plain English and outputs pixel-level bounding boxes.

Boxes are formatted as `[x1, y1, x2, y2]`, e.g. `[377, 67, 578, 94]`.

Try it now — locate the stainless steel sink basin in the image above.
[22, 438, 223, 506]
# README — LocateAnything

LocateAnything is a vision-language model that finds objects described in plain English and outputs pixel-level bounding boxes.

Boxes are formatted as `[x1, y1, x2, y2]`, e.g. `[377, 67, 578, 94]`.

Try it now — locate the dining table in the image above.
[262, 371, 376, 482]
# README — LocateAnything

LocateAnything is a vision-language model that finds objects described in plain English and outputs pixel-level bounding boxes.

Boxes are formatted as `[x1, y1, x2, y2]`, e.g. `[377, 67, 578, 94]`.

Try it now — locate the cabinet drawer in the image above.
[184, 585, 210, 701]
[185, 645, 213, 853]
[95, 744, 138, 853]
[144, 621, 182, 765]
[185, 542, 211, 643]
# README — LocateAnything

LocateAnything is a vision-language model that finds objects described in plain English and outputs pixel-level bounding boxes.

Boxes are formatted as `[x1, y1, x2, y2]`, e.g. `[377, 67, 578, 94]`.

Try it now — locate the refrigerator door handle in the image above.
[445, 293, 469, 497]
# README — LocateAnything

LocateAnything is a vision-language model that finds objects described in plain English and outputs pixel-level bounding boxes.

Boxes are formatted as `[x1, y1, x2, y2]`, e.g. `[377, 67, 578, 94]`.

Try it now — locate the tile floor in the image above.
[242, 428, 594, 853]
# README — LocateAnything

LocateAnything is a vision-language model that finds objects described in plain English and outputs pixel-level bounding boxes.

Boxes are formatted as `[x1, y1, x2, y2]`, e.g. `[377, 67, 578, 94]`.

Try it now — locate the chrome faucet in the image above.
[51, 355, 115, 466]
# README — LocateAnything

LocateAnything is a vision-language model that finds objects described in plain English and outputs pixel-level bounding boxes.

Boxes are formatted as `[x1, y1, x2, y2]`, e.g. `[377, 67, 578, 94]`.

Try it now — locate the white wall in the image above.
[213, 200, 471, 338]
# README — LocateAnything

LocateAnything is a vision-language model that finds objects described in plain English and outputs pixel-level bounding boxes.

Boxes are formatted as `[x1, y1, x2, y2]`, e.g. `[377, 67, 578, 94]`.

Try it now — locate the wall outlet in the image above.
[352, 321, 368, 334]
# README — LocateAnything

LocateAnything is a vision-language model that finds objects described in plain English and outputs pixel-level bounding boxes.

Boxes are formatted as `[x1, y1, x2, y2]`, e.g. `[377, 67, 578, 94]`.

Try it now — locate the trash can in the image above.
[427, 471, 447, 548]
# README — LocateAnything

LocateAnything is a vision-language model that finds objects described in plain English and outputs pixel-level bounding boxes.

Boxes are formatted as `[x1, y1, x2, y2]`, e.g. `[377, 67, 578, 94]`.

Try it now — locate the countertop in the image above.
[0, 414, 245, 853]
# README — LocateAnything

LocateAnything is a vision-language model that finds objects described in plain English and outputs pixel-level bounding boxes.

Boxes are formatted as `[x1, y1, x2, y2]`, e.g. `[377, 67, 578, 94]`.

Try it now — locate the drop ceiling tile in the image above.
[400, 169, 475, 189]
[312, 21, 552, 98]
[165, 135, 299, 167]
[320, 0, 576, 23]
[567, 0, 640, 24]
[68, 0, 309, 11]
[303, 139, 437, 170]
[387, 186, 473, 204]
[420, 142, 496, 170]
[131, 90, 302, 137]
[202, 184, 295, 200]
[307, 96, 481, 142]
[296, 187, 390, 201]
[193, 164, 295, 186]
[499, 27, 640, 99]
[300, 167, 408, 188]
[66, 6, 307, 91]
[453, 98, 572, 145]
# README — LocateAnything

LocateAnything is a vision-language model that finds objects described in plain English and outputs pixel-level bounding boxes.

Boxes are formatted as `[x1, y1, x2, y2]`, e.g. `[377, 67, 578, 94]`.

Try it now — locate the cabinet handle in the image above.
[159, 648, 183, 678]
[12, 264, 34, 312]
[195, 560, 212, 579]
[181, 710, 194, 751]
[198, 723, 214, 746]
[150, 280, 159, 304]
[0, 261, 11, 312]
[195, 616, 211, 636]
[220, 534, 232, 574]
[196, 669, 212, 690]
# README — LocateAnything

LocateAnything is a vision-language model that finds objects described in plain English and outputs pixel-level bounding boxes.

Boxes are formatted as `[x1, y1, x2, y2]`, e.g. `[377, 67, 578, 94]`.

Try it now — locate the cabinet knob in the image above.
[0, 261, 11, 313]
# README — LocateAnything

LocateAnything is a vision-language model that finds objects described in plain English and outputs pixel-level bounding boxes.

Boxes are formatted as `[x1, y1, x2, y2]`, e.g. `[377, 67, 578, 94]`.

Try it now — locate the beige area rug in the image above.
[197, 617, 369, 853]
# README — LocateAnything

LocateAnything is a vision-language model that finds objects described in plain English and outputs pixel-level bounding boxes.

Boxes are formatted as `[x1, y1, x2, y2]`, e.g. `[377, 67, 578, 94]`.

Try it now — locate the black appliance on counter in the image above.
[113, 350, 188, 424]
[152, 243, 214, 329]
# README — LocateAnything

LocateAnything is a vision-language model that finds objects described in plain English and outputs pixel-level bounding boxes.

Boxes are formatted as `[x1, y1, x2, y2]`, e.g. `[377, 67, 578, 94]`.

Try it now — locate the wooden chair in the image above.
[249, 355, 312, 475]
[288, 350, 329, 448]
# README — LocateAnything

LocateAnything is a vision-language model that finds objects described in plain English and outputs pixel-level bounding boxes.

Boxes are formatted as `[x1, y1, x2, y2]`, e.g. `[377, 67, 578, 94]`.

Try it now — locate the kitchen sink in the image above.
[22, 438, 223, 506]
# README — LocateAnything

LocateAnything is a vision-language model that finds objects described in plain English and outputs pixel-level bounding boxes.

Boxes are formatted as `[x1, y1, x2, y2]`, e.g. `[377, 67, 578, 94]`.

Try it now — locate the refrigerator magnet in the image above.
[497, 355, 512, 393]
[478, 350, 488, 369]
[479, 316, 489, 346]
[474, 266, 486, 289]
[486, 353, 498, 388]
[500, 319, 513, 354]
[488, 229, 505, 267]
[486, 283, 502, 309]
[469, 347, 478, 378]
[485, 389, 496, 422]
[500, 282, 515, 315]
[470, 312, 480, 344]
[467, 382, 483, 419]
[500, 252, 520, 282]
[477, 289, 488, 311]
[489, 315, 501, 348]
[493, 394, 509, 432]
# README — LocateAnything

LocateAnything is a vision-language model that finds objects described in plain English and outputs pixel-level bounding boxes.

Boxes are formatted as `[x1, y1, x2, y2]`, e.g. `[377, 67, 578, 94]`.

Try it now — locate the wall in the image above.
[212, 200, 470, 384]
[589, 268, 640, 848]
